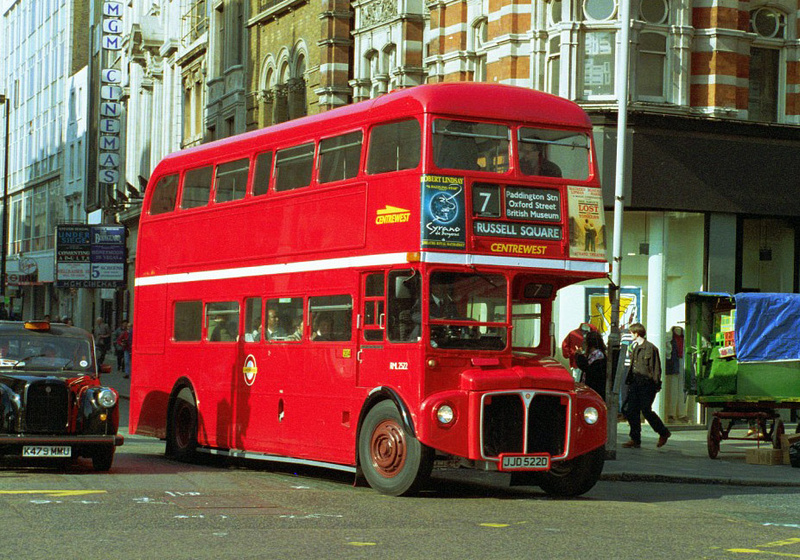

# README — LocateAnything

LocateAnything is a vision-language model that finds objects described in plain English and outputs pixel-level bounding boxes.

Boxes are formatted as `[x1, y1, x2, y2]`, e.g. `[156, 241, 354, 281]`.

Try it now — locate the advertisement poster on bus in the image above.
[584, 286, 642, 336]
[55, 224, 126, 288]
[567, 185, 606, 259]
[421, 175, 466, 250]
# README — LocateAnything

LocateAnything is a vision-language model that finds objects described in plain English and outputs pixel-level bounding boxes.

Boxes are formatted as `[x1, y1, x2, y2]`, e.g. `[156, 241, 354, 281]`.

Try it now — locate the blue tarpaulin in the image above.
[735, 293, 800, 362]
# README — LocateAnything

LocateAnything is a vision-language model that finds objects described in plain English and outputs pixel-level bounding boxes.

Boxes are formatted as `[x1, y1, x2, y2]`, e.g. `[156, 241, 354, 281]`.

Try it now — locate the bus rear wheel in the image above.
[358, 401, 433, 496]
[538, 446, 605, 497]
[166, 387, 198, 462]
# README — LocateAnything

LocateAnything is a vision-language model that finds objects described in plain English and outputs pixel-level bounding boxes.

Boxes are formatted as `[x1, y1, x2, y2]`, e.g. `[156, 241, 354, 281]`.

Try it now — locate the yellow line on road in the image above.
[0, 490, 107, 497]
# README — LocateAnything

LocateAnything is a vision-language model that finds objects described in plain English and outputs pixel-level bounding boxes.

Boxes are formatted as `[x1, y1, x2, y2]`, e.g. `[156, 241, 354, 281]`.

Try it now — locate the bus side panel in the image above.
[130, 284, 168, 436]
[231, 344, 308, 456]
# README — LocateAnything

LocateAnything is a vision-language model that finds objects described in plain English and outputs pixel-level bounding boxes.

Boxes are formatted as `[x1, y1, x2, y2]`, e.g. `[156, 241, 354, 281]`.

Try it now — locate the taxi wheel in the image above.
[92, 446, 115, 472]
[358, 401, 433, 496]
[538, 446, 605, 497]
[167, 387, 198, 461]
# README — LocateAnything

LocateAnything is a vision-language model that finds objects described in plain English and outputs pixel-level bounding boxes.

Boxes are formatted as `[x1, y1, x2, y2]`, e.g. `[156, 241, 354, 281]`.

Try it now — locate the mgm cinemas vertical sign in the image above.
[98, 1, 123, 206]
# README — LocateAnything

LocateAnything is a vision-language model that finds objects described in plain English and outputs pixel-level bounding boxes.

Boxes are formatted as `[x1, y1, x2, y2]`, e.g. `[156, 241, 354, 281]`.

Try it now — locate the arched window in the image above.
[748, 6, 787, 122]
[472, 18, 488, 82]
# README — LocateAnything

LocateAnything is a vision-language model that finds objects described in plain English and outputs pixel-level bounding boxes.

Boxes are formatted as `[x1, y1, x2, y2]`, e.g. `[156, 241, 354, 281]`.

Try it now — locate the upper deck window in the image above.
[181, 166, 213, 209]
[518, 128, 590, 180]
[252, 151, 273, 196]
[433, 119, 510, 173]
[149, 174, 179, 215]
[366, 120, 421, 174]
[275, 142, 315, 192]
[319, 131, 363, 184]
[214, 158, 249, 203]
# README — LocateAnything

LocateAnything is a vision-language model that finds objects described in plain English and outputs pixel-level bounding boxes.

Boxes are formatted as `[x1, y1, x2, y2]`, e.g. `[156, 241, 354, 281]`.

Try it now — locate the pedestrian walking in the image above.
[118, 322, 133, 379]
[113, 320, 127, 373]
[622, 322, 671, 449]
[94, 317, 112, 365]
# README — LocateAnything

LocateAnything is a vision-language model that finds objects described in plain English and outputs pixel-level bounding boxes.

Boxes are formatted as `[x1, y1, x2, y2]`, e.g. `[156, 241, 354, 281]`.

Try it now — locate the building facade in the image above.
[0, 0, 93, 325]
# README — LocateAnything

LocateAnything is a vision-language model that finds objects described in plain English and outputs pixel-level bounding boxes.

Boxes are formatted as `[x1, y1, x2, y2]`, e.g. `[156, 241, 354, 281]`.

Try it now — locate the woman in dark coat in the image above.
[574, 331, 607, 399]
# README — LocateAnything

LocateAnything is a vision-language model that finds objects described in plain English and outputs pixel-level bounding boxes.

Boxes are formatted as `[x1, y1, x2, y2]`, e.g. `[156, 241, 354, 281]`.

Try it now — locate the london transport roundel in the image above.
[243, 354, 258, 386]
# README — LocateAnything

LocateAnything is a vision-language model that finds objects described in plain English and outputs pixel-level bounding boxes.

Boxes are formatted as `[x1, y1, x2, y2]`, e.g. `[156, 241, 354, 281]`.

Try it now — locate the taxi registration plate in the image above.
[22, 446, 72, 458]
[499, 454, 550, 471]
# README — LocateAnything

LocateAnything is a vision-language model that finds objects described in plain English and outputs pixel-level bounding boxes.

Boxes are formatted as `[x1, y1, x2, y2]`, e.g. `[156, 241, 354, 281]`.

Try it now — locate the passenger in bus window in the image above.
[210, 317, 237, 342]
[430, 278, 459, 319]
[311, 315, 333, 342]
[519, 141, 562, 178]
[436, 121, 480, 171]
[266, 309, 287, 340]
[287, 318, 303, 341]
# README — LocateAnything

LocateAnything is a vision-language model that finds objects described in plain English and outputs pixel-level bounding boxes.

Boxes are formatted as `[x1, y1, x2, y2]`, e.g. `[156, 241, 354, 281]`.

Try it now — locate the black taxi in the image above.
[0, 320, 124, 470]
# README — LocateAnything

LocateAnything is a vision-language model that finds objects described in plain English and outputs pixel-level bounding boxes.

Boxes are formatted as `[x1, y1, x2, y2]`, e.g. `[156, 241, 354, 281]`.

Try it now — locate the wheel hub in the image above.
[370, 419, 406, 478]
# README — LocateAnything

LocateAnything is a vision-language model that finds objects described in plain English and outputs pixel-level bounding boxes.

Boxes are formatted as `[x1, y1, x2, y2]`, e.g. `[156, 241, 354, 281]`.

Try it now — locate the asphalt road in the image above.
[0, 431, 799, 560]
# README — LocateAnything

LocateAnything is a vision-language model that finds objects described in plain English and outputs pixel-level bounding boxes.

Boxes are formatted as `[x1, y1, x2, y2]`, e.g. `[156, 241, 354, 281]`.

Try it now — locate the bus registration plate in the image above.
[499, 454, 550, 471]
[22, 446, 72, 458]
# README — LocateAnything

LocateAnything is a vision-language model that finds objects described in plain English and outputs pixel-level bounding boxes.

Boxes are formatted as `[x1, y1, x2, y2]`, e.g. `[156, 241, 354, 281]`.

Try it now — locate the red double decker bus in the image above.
[130, 83, 609, 496]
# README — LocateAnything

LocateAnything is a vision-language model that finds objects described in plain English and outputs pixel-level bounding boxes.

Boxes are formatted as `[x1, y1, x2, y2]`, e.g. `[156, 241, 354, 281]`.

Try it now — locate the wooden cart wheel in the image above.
[772, 418, 785, 449]
[707, 416, 722, 459]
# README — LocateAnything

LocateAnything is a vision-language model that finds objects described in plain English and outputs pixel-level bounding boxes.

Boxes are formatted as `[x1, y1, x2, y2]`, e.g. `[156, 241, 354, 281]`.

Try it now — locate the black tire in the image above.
[92, 446, 115, 472]
[166, 387, 198, 462]
[358, 400, 433, 496]
[538, 446, 605, 497]
[707, 416, 722, 459]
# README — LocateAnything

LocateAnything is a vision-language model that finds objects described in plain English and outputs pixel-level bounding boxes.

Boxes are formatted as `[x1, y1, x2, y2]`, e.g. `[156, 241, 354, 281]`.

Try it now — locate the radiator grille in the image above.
[481, 392, 569, 459]
[25, 381, 69, 433]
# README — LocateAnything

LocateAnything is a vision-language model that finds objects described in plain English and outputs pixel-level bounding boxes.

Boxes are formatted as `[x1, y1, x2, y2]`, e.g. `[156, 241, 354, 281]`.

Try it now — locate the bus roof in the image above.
[155, 83, 592, 171]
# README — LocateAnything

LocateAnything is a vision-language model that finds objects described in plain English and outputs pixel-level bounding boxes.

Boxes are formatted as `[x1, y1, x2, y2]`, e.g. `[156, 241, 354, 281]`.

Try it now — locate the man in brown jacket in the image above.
[622, 323, 671, 448]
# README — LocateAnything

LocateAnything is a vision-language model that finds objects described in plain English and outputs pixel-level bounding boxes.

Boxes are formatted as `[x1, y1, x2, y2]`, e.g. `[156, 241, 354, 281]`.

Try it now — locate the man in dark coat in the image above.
[622, 323, 671, 449]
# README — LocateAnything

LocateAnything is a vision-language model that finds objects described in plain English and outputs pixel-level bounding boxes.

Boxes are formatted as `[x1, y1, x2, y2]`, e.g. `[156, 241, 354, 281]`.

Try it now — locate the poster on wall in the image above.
[584, 286, 642, 336]
[55, 224, 126, 288]
[567, 185, 607, 260]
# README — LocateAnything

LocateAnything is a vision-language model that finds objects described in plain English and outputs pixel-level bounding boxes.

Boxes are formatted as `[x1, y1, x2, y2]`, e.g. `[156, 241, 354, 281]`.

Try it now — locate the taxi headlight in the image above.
[583, 406, 599, 425]
[97, 388, 117, 408]
[436, 404, 455, 425]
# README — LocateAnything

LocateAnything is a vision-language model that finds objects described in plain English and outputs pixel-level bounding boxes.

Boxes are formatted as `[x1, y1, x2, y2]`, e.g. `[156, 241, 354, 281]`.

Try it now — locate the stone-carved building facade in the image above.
[350, 0, 427, 101]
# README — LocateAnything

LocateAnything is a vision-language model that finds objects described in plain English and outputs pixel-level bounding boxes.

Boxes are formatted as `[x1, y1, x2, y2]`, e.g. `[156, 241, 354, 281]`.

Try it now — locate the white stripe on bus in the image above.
[134, 251, 608, 287]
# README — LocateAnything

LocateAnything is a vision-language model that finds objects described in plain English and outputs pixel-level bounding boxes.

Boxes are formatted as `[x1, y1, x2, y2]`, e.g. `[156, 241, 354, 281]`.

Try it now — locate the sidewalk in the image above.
[603, 422, 800, 486]
[101, 367, 800, 487]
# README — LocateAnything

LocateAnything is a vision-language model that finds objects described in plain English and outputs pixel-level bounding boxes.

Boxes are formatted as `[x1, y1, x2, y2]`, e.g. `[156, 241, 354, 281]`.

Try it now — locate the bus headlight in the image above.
[583, 406, 599, 425]
[436, 404, 455, 425]
[97, 388, 117, 408]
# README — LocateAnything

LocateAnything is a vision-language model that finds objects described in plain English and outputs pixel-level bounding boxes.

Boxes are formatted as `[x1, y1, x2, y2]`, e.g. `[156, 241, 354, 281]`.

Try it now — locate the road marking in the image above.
[0, 490, 106, 497]
[346, 542, 376, 547]
[480, 523, 510, 528]
[727, 550, 800, 557]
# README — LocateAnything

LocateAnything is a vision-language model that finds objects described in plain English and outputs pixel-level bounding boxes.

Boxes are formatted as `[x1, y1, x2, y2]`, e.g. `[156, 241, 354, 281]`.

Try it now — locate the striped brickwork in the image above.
[318, 0, 354, 110]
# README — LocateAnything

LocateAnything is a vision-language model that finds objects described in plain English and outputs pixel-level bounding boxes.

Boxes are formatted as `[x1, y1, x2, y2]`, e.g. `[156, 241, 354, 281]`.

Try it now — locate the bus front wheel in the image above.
[358, 401, 433, 496]
[166, 387, 198, 462]
[538, 446, 605, 497]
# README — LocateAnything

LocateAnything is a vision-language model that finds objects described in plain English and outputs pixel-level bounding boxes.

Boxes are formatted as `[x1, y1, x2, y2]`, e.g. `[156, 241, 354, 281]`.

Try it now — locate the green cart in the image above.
[686, 292, 800, 458]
